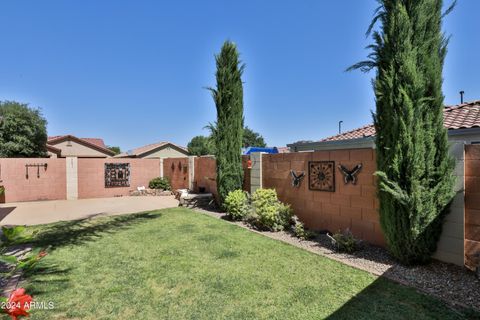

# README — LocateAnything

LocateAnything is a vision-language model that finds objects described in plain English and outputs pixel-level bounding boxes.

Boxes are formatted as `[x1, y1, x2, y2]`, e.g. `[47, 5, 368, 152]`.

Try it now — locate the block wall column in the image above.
[188, 156, 195, 190]
[160, 158, 164, 178]
[66, 157, 78, 200]
[250, 152, 263, 194]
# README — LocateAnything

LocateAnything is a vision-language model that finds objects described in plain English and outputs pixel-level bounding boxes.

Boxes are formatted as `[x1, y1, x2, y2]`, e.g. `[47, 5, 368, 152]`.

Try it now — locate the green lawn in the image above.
[21, 207, 477, 319]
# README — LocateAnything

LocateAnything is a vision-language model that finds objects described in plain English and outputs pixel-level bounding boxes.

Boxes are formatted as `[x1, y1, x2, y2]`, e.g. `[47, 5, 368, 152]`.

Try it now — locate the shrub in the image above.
[328, 229, 359, 253]
[148, 177, 171, 190]
[0, 186, 4, 196]
[224, 190, 250, 220]
[291, 215, 314, 240]
[250, 189, 292, 231]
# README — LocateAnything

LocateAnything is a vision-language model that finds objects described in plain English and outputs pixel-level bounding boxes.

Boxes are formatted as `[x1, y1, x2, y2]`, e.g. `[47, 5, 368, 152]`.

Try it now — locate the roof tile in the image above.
[321, 100, 480, 142]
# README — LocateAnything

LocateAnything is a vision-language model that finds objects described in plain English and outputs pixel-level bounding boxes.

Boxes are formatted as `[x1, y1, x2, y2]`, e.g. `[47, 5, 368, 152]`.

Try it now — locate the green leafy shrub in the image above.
[148, 177, 171, 190]
[291, 216, 314, 240]
[0, 186, 4, 196]
[250, 189, 292, 231]
[328, 229, 359, 253]
[1, 226, 36, 245]
[224, 190, 250, 220]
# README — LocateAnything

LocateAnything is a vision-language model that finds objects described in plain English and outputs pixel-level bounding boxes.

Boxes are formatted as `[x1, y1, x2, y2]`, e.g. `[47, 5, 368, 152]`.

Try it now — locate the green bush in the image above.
[148, 177, 171, 190]
[224, 190, 250, 220]
[0, 186, 4, 196]
[250, 189, 292, 231]
[291, 216, 314, 240]
[328, 229, 359, 253]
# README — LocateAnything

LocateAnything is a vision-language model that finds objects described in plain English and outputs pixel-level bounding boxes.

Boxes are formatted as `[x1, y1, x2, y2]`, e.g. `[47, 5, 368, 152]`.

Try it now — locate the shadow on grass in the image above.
[17, 211, 162, 294]
[30, 211, 161, 249]
[325, 277, 479, 320]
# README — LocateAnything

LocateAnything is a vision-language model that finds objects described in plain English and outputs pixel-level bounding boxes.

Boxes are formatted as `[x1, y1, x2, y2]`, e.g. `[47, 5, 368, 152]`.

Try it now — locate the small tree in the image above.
[243, 127, 266, 148]
[187, 135, 214, 156]
[349, 0, 456, 264]
[209, 41, 245, 204]
[0, 101, 48, 158]
[107, 146, 121, 155]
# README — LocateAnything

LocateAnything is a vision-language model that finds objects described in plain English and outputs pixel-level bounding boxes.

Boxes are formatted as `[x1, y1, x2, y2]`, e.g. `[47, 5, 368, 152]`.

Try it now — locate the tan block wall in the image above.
[77, 158, 161, 199]
[163, 157, 189, 190]
[262, 149, 385, 246]
[0, 158, 67, 202]
[194, 156, 217, 198]
[465, 145, 480, 269]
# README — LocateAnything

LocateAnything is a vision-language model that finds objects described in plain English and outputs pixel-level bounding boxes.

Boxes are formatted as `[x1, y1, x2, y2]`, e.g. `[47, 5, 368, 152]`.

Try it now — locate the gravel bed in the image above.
[195, 208, 480, 312]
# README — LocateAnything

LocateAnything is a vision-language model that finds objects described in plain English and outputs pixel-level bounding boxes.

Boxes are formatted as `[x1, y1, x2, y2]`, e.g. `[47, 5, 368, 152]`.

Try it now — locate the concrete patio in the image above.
[0, 196, 179, 226]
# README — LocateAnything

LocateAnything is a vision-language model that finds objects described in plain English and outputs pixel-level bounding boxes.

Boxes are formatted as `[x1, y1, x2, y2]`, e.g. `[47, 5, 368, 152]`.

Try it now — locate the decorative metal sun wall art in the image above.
[308, 161, 335, 192]
[105, 163, 131, 188]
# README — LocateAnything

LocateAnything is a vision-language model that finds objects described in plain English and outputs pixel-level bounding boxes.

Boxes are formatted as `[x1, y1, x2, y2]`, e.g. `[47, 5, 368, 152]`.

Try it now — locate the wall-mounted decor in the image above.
[338, 164, 362, 185]
[290, 170, 305, 188]
[105, 163, 130, 187]
[25, 163, 48, 179]
[308, 161, 335, 192]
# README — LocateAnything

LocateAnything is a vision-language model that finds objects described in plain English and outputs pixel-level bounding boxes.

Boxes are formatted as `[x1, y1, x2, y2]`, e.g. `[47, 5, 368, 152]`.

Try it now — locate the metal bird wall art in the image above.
[338, 163, 362, 185]
[290, 170, 305, 188]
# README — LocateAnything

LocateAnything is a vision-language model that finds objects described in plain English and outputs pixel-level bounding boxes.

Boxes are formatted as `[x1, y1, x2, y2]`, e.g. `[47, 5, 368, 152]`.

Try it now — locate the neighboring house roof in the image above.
[47, 135, 115, 156]
[115, 141, 188, 158]
[46, 144, 62, 156]
[276, 147, 291, 153]
[320, 100, 480, 142]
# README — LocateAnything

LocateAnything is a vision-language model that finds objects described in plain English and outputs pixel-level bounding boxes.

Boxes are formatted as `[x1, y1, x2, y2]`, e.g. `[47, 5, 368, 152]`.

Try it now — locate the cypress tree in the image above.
[350, 0, 456, 264]
[209, 41, 245, 204]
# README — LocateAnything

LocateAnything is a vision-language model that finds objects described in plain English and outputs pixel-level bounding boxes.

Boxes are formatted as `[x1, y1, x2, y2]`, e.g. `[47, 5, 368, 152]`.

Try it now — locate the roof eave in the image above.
[287, 136, 376, 151]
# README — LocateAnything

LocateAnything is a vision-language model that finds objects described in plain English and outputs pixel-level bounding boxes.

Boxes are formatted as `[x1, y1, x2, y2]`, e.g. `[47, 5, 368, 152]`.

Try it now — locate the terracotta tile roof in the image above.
[115, 141, 188, 158]
[47, 135, 114, 155]
[320, 100, 480, 142]
[48, 135, 107, 149]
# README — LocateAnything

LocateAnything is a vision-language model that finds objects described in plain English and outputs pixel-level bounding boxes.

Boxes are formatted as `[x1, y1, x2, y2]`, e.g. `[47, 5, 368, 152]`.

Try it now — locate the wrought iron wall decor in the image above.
[308, 161, 335, 192]
[338, 163, 362, 185]
[290, 170, 305, 188]
[105, 163, 130, 187]
[25, 163, 48, 179]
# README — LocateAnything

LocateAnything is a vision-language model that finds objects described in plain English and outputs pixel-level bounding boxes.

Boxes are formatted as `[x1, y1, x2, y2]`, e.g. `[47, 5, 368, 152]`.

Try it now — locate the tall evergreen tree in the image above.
[350, 0, 456, 264]
[209, 41, 245, 204]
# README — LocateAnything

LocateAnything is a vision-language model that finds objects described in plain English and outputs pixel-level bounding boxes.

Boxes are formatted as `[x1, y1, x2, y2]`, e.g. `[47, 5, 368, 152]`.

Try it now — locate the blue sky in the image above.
[0, 1, 478, 150]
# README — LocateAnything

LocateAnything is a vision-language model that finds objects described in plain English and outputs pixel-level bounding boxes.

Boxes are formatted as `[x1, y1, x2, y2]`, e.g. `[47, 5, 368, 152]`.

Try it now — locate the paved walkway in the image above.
[0, 196, 179, 226]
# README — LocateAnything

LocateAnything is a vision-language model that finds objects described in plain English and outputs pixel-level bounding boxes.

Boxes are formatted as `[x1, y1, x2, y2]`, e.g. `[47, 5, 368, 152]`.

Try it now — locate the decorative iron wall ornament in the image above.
[105, 163, 130, 187]
[308, 161, 335, 192]
[338, 163, 362, 185]
[25, 163, 48, 179]
[290, 170, 305, 188]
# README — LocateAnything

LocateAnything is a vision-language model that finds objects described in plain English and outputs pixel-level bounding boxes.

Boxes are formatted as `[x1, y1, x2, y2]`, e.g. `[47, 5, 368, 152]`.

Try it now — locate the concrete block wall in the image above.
[77, 158, 162, 199]
[261, 149, 384, 246]
[163, 157, 189, 190]
[433, 142, 465, 266]
[465, 145, 480, 269]
[0, 158, 67, 202]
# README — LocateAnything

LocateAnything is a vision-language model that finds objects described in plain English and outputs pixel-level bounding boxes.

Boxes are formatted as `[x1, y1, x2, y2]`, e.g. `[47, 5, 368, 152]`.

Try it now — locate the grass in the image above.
[18, 207, 478, 319]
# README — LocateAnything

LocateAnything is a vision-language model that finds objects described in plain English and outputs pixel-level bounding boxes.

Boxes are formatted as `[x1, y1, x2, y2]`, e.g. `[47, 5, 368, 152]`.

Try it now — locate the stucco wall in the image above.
[0, 158, 67, 202]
